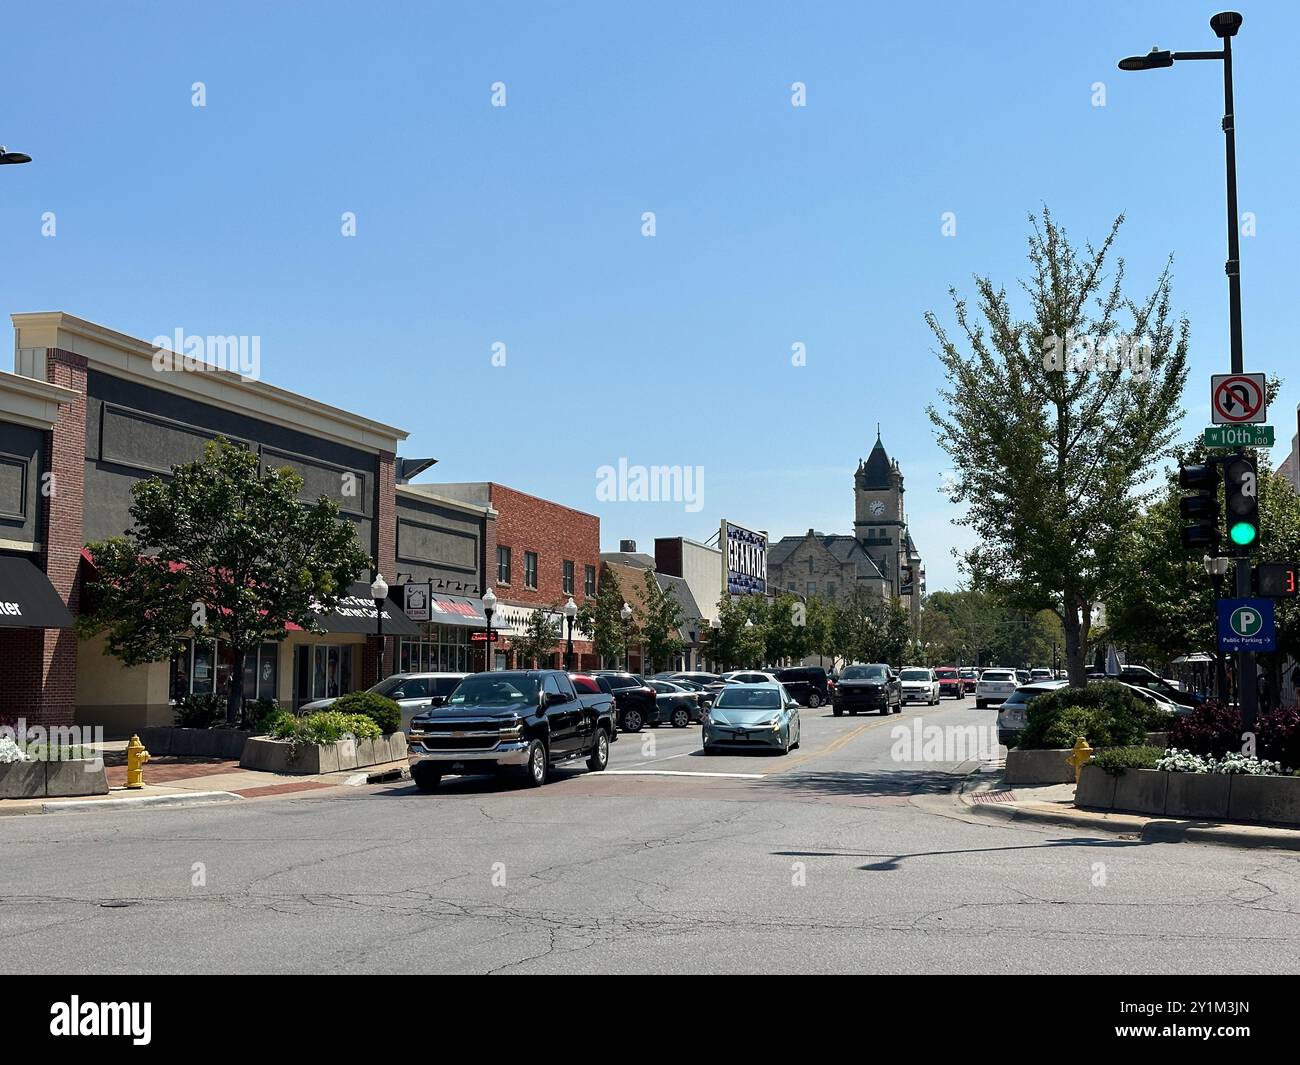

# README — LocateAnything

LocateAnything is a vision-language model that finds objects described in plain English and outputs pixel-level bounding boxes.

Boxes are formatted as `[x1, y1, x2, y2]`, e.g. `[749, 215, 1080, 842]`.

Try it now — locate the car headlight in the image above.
[499, 719, 523, 741]
[770, 717, 782, 730]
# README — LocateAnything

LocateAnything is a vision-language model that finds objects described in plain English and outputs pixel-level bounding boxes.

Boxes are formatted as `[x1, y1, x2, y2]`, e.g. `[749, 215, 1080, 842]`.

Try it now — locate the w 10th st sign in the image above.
[1217, 597, 1276, 652]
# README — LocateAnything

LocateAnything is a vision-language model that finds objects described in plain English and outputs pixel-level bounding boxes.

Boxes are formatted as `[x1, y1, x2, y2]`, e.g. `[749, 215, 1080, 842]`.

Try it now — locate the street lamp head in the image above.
[1118, 48, 1174, 71]
[370, 573, 389, 600]
[744, 619, 754, 629]
[482, 586, 497, 613]
[0, 147, 32, 165]
[620, 602, 633, 622]
[1210, 11, 1243, 39]
[563, 596, 577, 620]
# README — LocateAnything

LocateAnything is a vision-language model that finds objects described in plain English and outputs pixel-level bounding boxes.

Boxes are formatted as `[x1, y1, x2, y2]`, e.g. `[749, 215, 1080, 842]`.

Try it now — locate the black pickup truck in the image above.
[407, 669, 615, 790]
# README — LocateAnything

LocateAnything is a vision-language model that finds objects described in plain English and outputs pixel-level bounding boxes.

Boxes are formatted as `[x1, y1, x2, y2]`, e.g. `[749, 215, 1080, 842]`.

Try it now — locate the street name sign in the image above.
[1204, 424, 1274, 448]
[1216, 597, 1277, 652]
[1210, 373, 1267, 424]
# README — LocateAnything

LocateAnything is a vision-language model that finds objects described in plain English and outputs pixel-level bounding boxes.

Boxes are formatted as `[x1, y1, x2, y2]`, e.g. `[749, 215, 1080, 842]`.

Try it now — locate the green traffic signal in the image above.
[1229, 521, 1257, 547]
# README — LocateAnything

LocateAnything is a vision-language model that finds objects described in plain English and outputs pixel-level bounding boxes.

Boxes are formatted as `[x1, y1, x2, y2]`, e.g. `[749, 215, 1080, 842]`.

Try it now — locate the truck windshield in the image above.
[448, 675, 539, 707]
[842, 666, 888, 681]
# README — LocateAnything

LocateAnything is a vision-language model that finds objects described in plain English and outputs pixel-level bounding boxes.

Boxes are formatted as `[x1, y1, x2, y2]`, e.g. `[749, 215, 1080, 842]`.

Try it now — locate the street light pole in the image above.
[370, 571, 389, 682]
[563, 596, 577, 671]
[620, 602, 633, 672]
[482, 587, 496, 672]
[1119, 11, 1257, 730]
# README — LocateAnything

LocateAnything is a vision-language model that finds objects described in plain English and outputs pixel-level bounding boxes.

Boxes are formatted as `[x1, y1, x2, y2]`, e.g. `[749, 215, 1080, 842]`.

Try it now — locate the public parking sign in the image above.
[1217, 597, 1276, 652]
[1211, 373, 1267, 424]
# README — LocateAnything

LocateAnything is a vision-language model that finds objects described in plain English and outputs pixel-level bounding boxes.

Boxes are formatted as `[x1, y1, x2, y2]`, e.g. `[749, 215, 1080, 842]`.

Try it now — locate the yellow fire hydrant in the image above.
[126, 734, 150, 789]
[1066, 736, 1093, 784]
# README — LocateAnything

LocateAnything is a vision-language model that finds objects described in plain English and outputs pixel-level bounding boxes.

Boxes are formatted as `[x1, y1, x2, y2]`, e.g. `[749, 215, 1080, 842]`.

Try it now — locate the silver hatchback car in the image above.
[702, 682, 801, 755]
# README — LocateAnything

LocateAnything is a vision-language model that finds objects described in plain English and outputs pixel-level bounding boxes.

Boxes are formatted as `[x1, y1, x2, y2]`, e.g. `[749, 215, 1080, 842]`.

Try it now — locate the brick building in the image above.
[409, 482, 601, 669]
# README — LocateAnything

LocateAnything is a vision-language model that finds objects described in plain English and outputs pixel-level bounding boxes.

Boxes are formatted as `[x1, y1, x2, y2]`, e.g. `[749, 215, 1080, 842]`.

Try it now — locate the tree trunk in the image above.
[227, 647, 248, 726]
[1061, 598, 1088, 688]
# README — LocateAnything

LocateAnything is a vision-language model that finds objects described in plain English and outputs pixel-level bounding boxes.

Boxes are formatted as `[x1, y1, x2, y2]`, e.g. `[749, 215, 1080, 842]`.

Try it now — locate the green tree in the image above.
[79, 437, 370, 724]
[575, 567, 629, 667]
[639, 569, 683, 673]
[803, 595, 835, 666]
[927, 210, 1189, 685]
[707, 596, 764, 670]
[765, 593, 810, 666]
[511, 606, 562, 668]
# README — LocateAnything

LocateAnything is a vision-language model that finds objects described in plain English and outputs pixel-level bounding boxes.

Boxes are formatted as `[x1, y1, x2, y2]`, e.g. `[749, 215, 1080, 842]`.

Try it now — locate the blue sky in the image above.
[3, 1, 1297, 591]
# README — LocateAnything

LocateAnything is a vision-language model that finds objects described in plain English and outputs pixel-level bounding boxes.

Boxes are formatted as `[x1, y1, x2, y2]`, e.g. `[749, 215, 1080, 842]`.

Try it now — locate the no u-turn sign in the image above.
[1217, 597, 1276, 651]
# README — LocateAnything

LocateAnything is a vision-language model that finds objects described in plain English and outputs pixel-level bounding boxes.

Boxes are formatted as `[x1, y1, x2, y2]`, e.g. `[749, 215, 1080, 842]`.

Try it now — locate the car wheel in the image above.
[411, 764, 441, 792]
[623, 708, 643, 733]
[702, 745, 718, 755]
[807, 692, 822, 708]
[586, 728, 609, 772]
[522, 739, 549, 787]
[832, 705, 843, 717]
[879, 705, 890, 715]
[671, 708, 690, 729]
[976, 699, 986, 709]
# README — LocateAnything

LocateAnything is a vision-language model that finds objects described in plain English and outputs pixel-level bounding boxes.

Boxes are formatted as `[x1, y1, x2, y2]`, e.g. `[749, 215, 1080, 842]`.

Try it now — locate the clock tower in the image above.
[853, 430, 908, 596]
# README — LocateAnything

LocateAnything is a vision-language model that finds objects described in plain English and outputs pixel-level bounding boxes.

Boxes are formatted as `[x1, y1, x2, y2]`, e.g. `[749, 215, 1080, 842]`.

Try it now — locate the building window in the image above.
[807, 558, 814, 575]
[171, 639, 279, 703]
[563, 560, 575, 595]
[497, 546, 511, 585]
[294, 644, 356, 708]
[826, 583, 836, 599]
[788, 582, 796, 592]
[807, 582, 816, 596]
[584, 565, 596, 597]
[525, 551, 538, 589]
[400, 624, 472, 674]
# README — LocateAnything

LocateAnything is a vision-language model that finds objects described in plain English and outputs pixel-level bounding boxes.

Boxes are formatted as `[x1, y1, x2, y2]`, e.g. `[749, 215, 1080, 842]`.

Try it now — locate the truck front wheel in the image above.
[522, 740, 549, 787]
[586, 729, 610, 772]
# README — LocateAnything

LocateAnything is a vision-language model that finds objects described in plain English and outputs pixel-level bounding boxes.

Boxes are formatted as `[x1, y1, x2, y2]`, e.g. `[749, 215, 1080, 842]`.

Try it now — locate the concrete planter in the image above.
[239, 733, 407, 776]
[1075, 764, 1117, 809]
[1005, 747, 1075, 785]
[138, 727, 251, 760]
[1145, 731, 1169, 748]
[1077, 766, 1300, 826]
[0, 758, 109, 799]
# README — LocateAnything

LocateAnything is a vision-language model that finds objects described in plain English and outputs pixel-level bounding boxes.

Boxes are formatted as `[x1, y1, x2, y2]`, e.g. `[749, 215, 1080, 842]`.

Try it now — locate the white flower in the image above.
[0, 737, 29, 763]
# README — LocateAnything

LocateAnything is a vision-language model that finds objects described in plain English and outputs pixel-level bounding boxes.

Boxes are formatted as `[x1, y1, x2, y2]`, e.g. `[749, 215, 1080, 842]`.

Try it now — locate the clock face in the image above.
[870, 501, 885, 517]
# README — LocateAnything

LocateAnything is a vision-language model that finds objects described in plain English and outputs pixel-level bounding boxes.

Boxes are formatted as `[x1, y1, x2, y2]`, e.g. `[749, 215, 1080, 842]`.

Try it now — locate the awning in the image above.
[424, 593, 490, 629]
[309, 583, 421, 637]
[0, 555, 74, 629]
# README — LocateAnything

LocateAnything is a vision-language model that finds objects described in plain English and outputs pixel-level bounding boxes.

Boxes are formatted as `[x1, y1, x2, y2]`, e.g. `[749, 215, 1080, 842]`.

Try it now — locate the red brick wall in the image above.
[10, 349, 88, 727]
[488, 483, 600, 610]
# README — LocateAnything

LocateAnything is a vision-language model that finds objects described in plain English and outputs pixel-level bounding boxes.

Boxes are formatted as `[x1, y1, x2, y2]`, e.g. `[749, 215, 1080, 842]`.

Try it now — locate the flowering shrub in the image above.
[0, 737, 29, 763]
[1154, 747, 1285, 775]
[270, 711, 380, 746]
[1167, 701, 1244, 759]
[1258, 705, 1300, 769]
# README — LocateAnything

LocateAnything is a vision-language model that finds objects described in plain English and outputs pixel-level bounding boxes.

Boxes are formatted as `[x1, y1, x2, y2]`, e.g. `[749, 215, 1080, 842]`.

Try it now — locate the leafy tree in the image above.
[803, 595, 835, 666]
[927, 210, 1189, 685]
[638, 569, 683, 673]
[707, 595, 764, 670]
[511, 605, 562, 668]
[575, 567, 630, 667]
[79, 438, 370, 724]
[765, 593, 810, 666]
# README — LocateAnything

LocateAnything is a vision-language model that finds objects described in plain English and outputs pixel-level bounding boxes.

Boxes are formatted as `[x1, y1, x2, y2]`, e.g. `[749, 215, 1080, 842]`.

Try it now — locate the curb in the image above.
[34, 791, 244, 816]
[958, 778, 1300, 851]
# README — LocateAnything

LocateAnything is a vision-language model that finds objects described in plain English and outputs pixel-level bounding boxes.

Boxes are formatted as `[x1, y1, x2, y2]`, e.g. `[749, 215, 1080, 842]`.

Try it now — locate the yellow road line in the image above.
[774, 714, 897, 773]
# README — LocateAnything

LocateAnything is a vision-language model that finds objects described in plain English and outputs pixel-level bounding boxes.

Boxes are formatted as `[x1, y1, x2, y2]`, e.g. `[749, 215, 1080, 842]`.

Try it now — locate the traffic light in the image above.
[1223, 456, 1259, 549]
[1178, 463, 1219, 551]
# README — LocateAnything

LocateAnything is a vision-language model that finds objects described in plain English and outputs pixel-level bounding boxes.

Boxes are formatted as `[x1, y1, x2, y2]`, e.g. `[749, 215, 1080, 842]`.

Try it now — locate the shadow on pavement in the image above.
[775, 835, 1149, 872]
[756, 767, 974, 800]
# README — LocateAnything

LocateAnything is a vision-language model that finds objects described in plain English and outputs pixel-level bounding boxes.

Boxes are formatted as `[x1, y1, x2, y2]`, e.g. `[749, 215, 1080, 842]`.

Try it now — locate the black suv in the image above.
[775, 666, 831, 708]
[407, 670, 614, 790]
[832, 663, 902, 716]
[592, 671, 660, 732]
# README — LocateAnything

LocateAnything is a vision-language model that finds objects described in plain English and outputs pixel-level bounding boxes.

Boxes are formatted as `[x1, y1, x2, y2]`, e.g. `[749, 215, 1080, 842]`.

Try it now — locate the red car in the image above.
[935, 667, 966, 700]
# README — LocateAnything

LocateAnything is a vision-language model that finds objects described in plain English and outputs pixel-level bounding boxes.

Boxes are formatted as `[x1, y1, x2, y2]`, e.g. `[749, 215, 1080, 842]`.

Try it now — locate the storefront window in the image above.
[171, 639, 281, 702]
[399, 624, 472, 676]
[293, 644, 355, 708]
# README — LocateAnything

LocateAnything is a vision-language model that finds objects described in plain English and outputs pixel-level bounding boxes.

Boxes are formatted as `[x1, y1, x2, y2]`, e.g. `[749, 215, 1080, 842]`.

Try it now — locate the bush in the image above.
[174, 693, 224, 728]
[270, 711, 380, 746]
[1257, 705, 1300, 770]
[1018, 681, 1149, 750]
[241, 698, 282, 732]
[1168, 700, 1244, 759]
[331, 690, 401, 735]
[1090, 745, 1163, 776]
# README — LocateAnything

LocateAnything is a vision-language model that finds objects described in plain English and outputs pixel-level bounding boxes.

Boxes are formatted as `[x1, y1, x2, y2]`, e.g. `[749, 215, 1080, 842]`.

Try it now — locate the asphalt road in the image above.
[3, 698, 1299, 974]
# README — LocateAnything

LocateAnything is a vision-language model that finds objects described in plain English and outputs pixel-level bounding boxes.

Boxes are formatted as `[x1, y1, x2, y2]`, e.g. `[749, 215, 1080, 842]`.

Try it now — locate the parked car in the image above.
[959, 668, 977, 693]
[593, 671, 661, 732]
[407, 670, 613, 790]
[774, 666, 832, 708]
[1085, 666, 1205, 708]
[935, 666, 965, 700]
[975, 668, 1018, 708]
[646, 679, 704, 727]
[570, 672, 620, 742]
[994, 679, 1068, 745]
[1015, 669, 1031, 685]
[1029, 668, 1054, 682]
[702, 682, 801, 755]
[721, 670, 781, 685]
[302, 671, 468, 733]
[832, 663, 902, 716]
[898, 667, 941, 706]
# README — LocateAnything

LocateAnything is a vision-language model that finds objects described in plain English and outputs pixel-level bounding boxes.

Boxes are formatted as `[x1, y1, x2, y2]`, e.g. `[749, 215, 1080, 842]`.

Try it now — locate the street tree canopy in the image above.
[78, 437, 372, 723]
[927, 209, 1189, 685]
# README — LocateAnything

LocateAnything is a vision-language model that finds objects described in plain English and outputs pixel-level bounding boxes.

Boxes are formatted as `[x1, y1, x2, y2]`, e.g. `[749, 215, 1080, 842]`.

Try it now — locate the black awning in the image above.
[310, 582, 421, 637]
[0, 555, 74, 629]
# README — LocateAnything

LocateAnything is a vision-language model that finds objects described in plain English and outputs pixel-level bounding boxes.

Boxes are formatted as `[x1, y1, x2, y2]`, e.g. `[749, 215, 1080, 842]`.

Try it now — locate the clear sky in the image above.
[3, 1, 1296, 591]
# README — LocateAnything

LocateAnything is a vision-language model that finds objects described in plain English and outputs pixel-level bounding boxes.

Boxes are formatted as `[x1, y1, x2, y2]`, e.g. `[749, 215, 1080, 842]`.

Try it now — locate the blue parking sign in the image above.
[1217, 597, 1276, 652]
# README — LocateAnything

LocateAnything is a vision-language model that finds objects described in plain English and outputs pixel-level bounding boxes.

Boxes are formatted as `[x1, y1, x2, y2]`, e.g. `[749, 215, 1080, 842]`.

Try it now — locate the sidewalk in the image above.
[0, 752, 410, 817]
[959, 766, 1300, 851]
